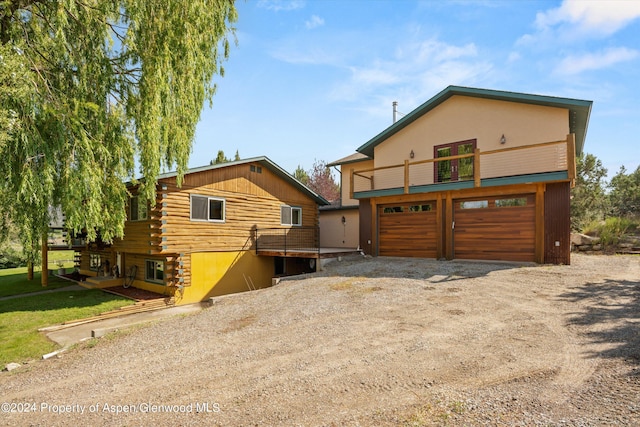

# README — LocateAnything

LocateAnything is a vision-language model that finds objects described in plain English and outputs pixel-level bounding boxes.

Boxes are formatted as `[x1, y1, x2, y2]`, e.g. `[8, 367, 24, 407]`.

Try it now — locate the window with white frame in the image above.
[281, 205, 302, 226]
[145, 260, 164, 284]
[190, 194, 225, 222]
[129, 196, 148, 221]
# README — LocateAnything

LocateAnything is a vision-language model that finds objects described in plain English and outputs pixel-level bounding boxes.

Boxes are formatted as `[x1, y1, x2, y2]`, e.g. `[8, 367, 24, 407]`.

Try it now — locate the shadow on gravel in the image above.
[559, 278, 640, 365]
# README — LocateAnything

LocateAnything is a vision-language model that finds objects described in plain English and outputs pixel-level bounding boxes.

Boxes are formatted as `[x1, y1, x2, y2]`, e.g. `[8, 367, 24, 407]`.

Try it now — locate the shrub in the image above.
[583, 217, 639, 246]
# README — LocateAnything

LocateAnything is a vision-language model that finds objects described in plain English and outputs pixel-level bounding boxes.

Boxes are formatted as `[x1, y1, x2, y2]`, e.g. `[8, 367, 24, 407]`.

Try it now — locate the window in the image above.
[383, 206, 404, 213]
[434, 139, 476, 183]
[409, 204, 432, 212]
[460, 200, 489, 209]
[129, 196, 148, 221]
[250, 165, 262, 173]
[496, 197, 527, 207]
[145, 260, 164, 284]
[89, 254, 101, 271]
[281, 205, 302, 226]
[190, 195, 225, 222]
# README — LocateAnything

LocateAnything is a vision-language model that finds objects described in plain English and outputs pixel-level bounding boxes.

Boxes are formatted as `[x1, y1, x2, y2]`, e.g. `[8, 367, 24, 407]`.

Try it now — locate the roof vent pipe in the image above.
[392, 101, 398, 123]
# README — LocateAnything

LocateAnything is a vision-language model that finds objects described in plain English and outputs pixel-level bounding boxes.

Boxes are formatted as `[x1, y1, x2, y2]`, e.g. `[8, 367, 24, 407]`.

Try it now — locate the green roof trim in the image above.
[157, 156, 329, 206]
[356, 85, 592, 158]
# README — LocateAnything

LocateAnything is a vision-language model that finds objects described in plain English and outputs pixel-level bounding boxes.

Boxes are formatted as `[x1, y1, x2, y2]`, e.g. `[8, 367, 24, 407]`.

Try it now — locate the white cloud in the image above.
[305, 15, 325, 29]
[536, 0, 640, 36]
[257, 0, 305, 12]
[555, 47, 639, 75]
[329, 37, 492, 110]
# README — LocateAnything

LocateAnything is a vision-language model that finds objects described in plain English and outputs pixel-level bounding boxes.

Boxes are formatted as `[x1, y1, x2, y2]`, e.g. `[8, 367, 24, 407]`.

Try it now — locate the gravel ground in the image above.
[1, 253, 639, 426]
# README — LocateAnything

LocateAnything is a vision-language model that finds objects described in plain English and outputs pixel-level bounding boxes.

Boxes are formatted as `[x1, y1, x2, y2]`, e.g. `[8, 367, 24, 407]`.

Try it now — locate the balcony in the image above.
[350, 136, 576, 198]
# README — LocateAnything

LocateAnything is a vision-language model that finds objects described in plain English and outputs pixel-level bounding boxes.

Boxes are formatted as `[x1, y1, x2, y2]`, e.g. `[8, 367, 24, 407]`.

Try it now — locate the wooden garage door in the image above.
[378, 202, 437, 258]
[454, 194, 535, 262]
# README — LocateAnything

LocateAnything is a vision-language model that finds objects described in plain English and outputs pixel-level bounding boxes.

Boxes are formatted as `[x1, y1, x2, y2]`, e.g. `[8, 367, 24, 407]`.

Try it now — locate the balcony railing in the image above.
[255, 227, 320, 256]
[351, 136, 576, 197]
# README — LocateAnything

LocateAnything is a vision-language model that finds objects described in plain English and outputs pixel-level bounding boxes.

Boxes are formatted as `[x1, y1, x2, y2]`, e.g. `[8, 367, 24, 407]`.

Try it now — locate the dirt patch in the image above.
[1, 254, 639, 426]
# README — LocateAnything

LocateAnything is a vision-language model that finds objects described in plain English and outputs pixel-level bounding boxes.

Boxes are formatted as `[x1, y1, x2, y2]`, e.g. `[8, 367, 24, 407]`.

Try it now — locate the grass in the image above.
[0, 269, 72, 297]
[0, 251, 77, 298]
[0, 276, 134, 365]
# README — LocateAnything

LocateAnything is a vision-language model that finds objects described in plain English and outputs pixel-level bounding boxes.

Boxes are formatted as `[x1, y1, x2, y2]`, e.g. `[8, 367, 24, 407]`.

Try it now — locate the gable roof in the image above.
[327, 152, 371, 167]
[356, 85, 593, 158]
[157, 156, 329, 206]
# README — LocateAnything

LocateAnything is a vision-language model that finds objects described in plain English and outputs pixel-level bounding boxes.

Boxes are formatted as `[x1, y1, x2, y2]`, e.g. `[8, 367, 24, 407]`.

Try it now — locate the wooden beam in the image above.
[474, 148, 481, 188]
[566, 133, 577, 187]
[350, 168, 354, 199]
[404, 160, 409, 194]
[535, 183, 545, 264]
[445, 192, 453, 260]
[436, 194, 443, 259]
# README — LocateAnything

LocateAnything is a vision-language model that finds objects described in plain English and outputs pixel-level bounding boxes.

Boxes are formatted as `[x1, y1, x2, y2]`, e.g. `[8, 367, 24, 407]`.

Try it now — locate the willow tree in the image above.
[0, 1, 237, 270]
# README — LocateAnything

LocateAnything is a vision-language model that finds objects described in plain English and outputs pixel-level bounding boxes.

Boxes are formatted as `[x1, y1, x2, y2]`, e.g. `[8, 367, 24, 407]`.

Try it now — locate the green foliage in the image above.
[293, 164, 309, 185]
[570, 152, 608, 231]
[609, 165, 640, 218]
[0, 0, 237, 263]
[210, 149, 240, 165]
[582, 217, 639, 246]
[0, 246, 27, 269]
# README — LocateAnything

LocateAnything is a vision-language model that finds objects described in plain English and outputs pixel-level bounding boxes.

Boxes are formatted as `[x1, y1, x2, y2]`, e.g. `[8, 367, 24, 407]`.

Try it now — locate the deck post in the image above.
[404, 160, 409, 194]
[474, 148, 481, 188]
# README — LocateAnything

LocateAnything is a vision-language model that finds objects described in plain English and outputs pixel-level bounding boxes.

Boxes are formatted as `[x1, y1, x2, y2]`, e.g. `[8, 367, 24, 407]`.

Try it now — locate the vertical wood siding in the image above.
[544, 182, 571, 264]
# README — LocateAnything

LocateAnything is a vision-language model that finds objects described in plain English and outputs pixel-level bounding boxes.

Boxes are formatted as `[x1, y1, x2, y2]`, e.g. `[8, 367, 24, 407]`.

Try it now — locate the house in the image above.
[77, 156, 329, 304]
[329, 85, 592, 264]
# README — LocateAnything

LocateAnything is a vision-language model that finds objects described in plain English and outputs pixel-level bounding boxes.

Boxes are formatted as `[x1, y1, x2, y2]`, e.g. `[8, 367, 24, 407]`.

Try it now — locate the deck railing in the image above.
[351, 136, 576, 196]
[255, 227, 320, 256]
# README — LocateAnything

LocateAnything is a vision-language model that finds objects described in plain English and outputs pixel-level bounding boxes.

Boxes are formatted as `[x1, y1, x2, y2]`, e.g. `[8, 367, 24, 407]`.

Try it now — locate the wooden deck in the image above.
[256, 247, 362, 259]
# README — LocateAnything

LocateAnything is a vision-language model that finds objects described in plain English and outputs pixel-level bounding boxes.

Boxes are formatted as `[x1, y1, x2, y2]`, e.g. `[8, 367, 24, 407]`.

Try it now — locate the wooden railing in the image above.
[350, 135, 576, 197]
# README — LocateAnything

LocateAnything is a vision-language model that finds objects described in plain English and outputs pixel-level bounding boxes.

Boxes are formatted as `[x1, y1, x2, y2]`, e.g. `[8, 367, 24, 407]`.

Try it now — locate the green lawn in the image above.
[0, 288, 134, 366]
[0, 250, 77, 297]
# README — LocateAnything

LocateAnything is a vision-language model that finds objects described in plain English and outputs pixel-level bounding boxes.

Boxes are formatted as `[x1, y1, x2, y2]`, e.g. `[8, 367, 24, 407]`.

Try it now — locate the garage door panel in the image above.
[454, 195, 535, 262]
[379, 203, 437, 258]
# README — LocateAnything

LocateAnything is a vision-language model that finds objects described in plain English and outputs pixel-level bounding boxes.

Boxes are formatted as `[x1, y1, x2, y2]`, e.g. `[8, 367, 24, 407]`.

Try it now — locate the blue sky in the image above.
[192, 0, 640, 179]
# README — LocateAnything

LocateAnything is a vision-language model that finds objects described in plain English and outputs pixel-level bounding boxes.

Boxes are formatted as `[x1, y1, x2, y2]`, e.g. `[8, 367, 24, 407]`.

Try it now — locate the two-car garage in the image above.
[377, 194, 536, 262]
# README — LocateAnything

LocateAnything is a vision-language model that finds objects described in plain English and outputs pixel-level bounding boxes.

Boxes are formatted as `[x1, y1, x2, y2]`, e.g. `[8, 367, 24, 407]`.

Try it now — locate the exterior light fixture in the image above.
[500, 134, 506, 144]
[410, 150, 415, 159]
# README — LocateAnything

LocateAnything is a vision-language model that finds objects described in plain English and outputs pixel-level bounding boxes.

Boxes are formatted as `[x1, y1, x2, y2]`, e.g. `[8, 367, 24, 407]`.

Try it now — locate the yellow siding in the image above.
[185, 251, 274, 304]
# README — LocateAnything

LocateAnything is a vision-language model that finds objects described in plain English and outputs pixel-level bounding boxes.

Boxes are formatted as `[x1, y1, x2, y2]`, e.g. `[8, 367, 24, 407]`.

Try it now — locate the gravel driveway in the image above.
[1, 254, 639, 426]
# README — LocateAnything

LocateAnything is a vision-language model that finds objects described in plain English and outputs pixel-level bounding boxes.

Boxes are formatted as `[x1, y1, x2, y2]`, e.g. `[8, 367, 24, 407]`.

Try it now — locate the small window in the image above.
[250, 165, 262, 173]
[145, 260, 164, 284]
[409, 204, 432, 212]
[496, 197, 527, 207]
[129, 196, 148, 221]
[383, 206, 404, 213]
[190, 195, 225, 222]
[460, 200, 488, 209]
[89, 254, 101, 271]
[281, 205, 302, 226]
